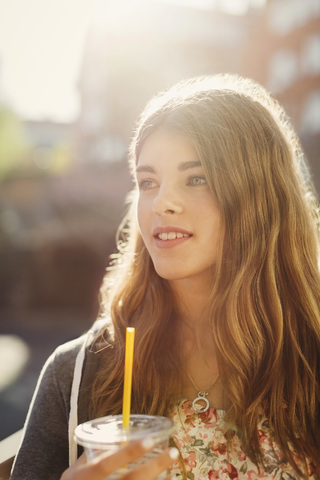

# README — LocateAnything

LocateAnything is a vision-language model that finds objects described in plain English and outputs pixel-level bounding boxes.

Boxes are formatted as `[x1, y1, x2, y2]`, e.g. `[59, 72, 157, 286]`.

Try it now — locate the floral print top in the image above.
[169, 399, 316, 480]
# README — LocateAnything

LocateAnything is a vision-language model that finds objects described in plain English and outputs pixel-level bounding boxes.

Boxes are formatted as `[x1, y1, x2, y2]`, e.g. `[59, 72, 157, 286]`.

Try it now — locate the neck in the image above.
[169, 277, 218, 375]
[169, 279, 214, 360]
[169, 276, 212, 327]
[168, 278, 226, 410]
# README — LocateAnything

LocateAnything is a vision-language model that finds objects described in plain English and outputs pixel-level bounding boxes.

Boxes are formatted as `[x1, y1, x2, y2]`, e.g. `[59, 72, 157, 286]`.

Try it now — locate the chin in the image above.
[154, 267, 190, 282]
[154, 267, 181, 281]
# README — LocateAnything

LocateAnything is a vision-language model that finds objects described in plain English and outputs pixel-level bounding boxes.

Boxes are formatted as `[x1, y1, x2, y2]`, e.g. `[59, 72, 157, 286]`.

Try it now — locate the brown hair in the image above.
[91, 74, 320, 476]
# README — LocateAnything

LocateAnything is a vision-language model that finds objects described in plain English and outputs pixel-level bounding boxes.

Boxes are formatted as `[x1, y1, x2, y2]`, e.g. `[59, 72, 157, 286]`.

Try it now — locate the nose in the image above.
[152, 184, 183, 216]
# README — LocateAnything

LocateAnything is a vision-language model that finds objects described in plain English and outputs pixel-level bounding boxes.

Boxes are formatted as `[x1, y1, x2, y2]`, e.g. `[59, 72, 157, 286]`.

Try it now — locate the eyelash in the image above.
[138, 179, 156, 191]
[137, 175, 207, 190]
[186, 175, 207, 186]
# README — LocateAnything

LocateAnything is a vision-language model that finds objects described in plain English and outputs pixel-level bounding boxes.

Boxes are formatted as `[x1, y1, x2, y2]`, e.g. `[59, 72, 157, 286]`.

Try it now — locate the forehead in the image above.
[136, 127, 200, 169]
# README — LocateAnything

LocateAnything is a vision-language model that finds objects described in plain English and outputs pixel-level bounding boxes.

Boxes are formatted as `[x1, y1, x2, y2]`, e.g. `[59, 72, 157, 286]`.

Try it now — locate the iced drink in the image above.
[74, 414, 175, 480]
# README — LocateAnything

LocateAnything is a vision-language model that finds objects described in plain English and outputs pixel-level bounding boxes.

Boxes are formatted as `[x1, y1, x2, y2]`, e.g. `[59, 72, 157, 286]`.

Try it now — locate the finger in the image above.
[65, 437, 161, 480]
[121, 446, 179, 480]
[90, 437, 159, 478]
[60, 453, 87, 480]
[74, 453, 86, 466]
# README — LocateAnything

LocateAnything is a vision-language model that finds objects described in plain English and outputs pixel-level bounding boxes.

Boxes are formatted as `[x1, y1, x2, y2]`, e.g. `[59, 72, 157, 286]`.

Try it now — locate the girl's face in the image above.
[136, 128, 221, 288]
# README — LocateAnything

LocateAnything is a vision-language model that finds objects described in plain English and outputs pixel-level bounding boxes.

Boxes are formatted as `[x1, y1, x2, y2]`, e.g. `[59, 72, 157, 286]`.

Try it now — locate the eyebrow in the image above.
[178, 160, 202, 171]
[136, 160, 202, 174]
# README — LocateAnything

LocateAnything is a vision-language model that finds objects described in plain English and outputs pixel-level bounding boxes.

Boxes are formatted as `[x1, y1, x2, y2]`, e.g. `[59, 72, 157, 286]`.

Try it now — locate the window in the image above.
[268, 0, 320, 35]
[301, 35, 320, 76]
[301, 91, 320, 134]
[268, 50, 298, 93]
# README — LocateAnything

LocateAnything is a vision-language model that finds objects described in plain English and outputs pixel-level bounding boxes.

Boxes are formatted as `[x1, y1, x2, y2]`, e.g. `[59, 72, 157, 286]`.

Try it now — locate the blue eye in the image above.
[187, 175, 207, 186]
[138, 179, 156, 190]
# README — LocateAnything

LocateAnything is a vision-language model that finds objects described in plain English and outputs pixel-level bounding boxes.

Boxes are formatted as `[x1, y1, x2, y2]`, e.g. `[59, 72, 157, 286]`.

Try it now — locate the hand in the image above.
[60, 438, 179, 480]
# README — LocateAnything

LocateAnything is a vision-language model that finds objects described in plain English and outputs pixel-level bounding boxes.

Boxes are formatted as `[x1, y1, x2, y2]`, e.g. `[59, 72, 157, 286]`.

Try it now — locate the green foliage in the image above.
[0, 106, 73, 179]
[0, 106, 30, 178]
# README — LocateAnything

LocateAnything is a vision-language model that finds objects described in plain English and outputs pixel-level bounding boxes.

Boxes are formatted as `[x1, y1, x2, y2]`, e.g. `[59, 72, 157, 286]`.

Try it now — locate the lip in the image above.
[152, 226, 193, 249]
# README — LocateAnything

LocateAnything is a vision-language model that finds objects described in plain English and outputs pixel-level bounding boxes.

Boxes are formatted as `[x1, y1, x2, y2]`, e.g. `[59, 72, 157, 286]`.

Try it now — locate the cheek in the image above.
[203, 202, 221, 237]
[137, 201, 149, 237]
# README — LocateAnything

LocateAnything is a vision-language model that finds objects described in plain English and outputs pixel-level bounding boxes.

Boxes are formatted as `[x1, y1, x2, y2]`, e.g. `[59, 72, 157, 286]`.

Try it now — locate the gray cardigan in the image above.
[10, 329, 101, 480]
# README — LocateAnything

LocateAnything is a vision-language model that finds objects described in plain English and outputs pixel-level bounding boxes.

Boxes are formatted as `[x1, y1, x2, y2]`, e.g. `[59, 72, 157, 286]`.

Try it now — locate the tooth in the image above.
[157, 232, 189, 240]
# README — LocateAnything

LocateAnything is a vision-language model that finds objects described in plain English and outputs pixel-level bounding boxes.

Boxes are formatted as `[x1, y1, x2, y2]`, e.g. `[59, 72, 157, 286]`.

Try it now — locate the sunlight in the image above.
[0, 0, 266, 121]
[144, 0, 265, 14]
[0, 0, 91, 121]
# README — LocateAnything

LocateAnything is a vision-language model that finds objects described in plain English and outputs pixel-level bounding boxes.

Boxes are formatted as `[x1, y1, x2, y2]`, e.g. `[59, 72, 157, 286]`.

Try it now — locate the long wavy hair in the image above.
[90, 74, 320, 476]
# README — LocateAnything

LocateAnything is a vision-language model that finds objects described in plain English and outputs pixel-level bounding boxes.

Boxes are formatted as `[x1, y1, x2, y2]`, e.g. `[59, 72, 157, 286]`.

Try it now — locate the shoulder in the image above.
[52, 333, 87, 362]
[43, 334, 87, 386]
[41, 319, 110, 391]
[49, 319, 109, 368]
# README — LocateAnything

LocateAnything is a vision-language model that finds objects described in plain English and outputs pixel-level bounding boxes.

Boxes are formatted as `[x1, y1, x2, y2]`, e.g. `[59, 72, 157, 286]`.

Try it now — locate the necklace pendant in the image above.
[192, 391, 210, 413]
[198, 391, 207, 398]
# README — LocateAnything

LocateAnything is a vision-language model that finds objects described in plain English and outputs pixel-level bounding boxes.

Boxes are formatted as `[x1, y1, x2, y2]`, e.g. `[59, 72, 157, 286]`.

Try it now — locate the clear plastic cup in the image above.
[74, 414, 175, 480]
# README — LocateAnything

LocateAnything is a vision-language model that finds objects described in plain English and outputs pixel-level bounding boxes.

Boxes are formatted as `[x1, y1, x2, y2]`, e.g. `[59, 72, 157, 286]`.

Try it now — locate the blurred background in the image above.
[0, 0, 319, 440]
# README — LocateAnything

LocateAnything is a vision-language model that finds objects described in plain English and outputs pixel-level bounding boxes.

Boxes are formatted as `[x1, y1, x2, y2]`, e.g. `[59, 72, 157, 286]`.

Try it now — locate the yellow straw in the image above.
[122, 327, 135, 428]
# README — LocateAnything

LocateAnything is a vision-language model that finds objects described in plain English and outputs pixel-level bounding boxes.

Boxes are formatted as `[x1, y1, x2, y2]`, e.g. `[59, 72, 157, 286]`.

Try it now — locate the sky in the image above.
[0, 0, 265, 122]
[0, 0, 91, 122]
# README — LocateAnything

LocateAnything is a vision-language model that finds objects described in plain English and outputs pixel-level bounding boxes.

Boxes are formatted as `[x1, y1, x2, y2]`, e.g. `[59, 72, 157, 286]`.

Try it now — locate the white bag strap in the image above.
[68, 328, 94, 466]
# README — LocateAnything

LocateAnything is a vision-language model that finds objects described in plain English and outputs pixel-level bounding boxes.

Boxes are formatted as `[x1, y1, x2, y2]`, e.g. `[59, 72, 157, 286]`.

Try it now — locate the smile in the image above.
[157, 232, 190, 240]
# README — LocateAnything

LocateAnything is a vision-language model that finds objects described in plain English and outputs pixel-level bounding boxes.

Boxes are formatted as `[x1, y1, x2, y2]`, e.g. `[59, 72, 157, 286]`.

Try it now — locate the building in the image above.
[76, 0, 320, 193]
[244, 0, 320, 194]
[76, 0, 251, 165]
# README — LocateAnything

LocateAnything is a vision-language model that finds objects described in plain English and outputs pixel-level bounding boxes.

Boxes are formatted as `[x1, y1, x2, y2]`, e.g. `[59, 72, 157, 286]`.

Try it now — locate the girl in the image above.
[11, 74, 320, 480]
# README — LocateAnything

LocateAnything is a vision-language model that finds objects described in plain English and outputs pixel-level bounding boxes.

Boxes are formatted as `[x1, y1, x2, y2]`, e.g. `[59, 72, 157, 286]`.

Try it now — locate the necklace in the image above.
[186, 370, 219, 413]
